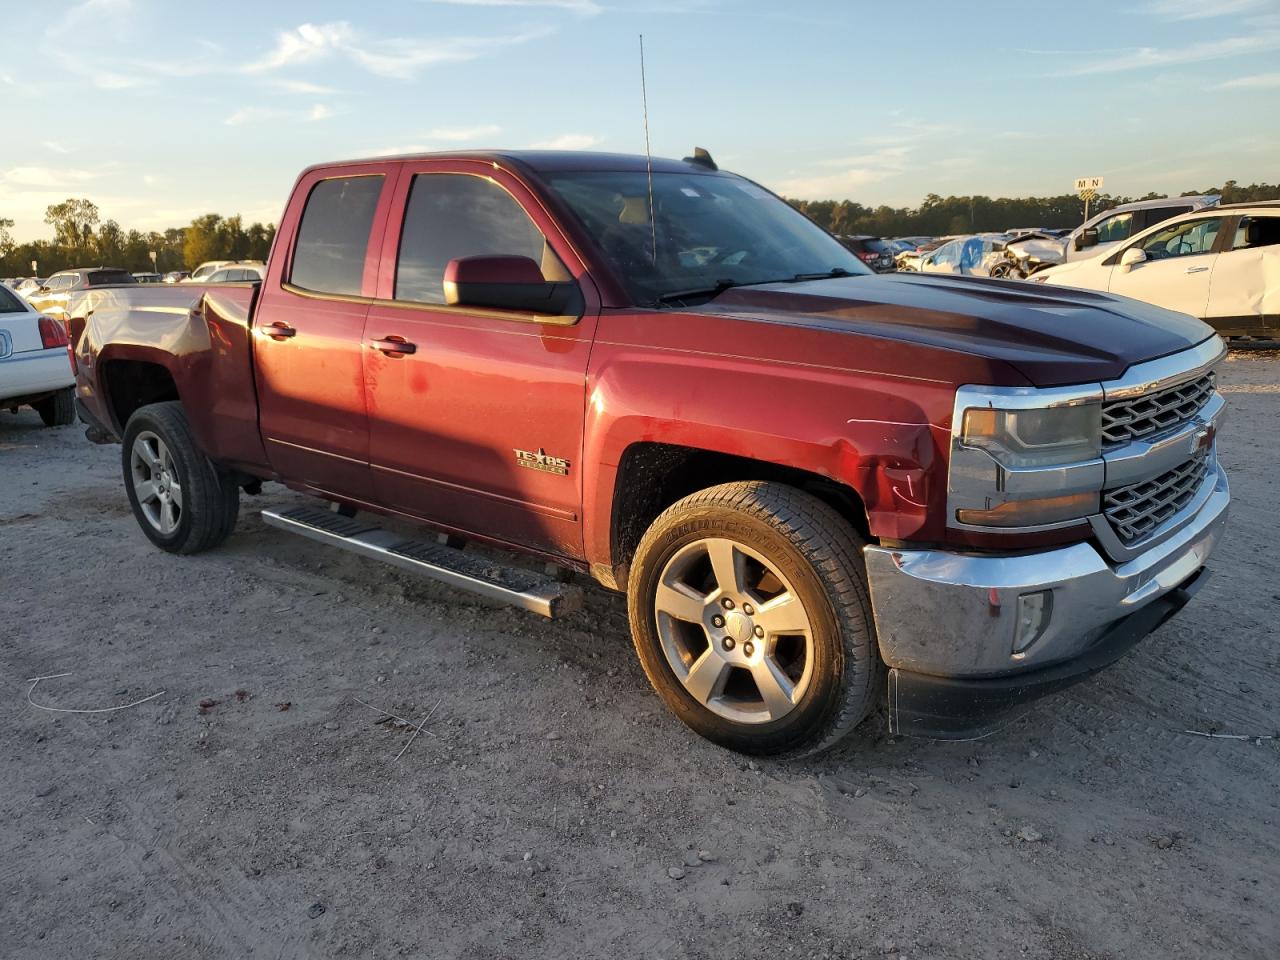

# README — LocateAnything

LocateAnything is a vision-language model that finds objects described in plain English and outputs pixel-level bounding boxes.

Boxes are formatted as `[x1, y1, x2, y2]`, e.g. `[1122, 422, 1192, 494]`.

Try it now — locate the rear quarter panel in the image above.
[72, 284, 271, 473]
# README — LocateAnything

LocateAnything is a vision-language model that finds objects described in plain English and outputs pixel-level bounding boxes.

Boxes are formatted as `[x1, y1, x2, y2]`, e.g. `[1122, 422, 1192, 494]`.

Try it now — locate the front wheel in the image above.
[122, 402, 240, 554]
[627, 481, 881, 757]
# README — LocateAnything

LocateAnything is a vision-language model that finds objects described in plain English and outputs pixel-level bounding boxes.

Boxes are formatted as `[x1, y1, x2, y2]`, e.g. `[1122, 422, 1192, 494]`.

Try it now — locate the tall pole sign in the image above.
[1074, 176, 1104, 223]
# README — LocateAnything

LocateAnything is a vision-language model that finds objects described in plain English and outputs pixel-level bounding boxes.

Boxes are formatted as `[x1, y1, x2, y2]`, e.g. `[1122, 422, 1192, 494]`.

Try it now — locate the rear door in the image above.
[1107, 216, 1224, 318]
[252, 163, 399, 499]
[1205, 214, 1280, 335]
[361, 160, 599, 558]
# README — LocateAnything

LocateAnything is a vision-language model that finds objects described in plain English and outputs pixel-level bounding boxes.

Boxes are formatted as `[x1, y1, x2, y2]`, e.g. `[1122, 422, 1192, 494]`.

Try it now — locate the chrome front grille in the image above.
[1104, 454, 1210, 545]
[1101, 372, 1215, 446]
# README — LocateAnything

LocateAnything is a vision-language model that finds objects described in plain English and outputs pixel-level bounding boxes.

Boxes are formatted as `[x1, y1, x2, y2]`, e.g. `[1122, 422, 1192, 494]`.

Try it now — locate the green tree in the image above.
[44, 198, 100, 256]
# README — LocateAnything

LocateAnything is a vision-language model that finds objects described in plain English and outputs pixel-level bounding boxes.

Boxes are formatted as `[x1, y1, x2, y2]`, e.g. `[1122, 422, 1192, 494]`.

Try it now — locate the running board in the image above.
[261, 506, 583, 619]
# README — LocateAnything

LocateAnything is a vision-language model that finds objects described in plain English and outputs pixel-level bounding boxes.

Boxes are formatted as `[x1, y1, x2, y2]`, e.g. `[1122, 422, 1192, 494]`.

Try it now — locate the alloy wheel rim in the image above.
[130, 431, 183, 535]
[654, 537, 814, 724]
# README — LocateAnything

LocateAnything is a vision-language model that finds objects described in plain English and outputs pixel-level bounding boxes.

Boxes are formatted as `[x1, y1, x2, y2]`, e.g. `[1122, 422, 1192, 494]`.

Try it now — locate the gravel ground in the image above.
[1, 354, 1277, 960]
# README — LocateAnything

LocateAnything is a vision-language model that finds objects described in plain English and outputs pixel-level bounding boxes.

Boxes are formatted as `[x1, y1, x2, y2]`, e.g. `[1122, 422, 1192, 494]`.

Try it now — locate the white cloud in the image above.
[427, 124, 502, 141]
[523, 133, 602, 149]
[424, 0, 602, 13]
[1215, 71, 1280, 89]
[1142, 0, 1266, 19]
[774, 168, 895, 200]
[243, 21, 552, 79]
[1, 167, 101, 188]
[1058, 33, 1280, 75]
[224, 104, 334, 125]
[271, 79, 339, 95]
[42, 141, 74, 155]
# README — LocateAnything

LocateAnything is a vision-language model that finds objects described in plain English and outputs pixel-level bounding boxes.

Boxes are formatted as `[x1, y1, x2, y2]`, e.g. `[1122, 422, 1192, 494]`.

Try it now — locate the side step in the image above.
[261, 506, 583, 619]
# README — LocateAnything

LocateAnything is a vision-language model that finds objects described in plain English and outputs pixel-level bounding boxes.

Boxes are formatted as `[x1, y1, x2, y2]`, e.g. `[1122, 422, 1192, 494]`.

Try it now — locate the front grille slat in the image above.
[1102, 371, 1215, 446]
[1103, 454, 1210, 545]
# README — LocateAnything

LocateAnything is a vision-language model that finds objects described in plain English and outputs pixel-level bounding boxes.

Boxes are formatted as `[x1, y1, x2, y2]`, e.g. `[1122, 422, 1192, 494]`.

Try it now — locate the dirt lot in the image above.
[1, 354, 1277, 960]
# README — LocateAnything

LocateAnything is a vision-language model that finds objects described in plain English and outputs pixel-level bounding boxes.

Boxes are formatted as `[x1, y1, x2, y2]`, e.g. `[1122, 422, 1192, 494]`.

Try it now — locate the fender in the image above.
[579, 309, 971, 573]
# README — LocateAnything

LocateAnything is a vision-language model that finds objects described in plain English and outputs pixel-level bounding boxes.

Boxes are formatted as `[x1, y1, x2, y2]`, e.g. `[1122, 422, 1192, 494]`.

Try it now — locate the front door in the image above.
[362, 161, 598, 559]
[252, 166, 397, 500]
[1108, 216, 1224, 319]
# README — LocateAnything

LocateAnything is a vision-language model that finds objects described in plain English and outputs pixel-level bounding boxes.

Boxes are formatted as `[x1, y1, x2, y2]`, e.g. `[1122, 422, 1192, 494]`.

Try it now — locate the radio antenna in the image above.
[639, 34, 657, 266]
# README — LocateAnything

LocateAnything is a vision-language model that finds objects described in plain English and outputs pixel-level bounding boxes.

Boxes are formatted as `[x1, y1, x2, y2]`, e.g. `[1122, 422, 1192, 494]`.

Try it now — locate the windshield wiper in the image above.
[791, 267, 854, 280]
[655, 268, 857, 306]
[655, 279, 739, 305]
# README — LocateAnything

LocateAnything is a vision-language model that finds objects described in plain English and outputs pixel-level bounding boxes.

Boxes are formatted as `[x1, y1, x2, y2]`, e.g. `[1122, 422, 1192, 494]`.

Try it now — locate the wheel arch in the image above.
[603, 441, 872, 590]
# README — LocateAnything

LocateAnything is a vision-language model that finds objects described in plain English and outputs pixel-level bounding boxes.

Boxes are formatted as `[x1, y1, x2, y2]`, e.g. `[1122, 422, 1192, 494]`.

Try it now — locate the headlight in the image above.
[961, 404, 1100, 468]
[949, 388, 1104, 530]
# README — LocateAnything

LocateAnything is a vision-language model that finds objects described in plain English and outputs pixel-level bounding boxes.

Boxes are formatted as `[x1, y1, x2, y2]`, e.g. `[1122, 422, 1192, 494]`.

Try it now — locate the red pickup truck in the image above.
[68, 149, 1229, 756]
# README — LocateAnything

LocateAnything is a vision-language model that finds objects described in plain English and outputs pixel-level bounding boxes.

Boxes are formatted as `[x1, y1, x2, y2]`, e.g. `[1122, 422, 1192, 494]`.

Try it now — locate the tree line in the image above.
[0, 199, 276, 277]
[786, 180, 1280, 237]
[4, 179, 1277, 277]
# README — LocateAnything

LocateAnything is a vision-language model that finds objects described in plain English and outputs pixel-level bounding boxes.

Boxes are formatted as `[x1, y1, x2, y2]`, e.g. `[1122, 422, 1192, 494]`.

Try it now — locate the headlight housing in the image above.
[961, 405, 1100, 468]
[949, 386, 1104, 530]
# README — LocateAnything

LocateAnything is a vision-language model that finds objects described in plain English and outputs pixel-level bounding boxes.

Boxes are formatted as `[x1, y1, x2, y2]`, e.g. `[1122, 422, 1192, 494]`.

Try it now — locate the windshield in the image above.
[546, 171, 870, 306]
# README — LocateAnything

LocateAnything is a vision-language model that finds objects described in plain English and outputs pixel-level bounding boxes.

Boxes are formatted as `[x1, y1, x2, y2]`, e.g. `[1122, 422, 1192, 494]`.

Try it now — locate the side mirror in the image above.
[443, 256, 581, 317]
[1119, 247, 1147, 270]
[38, 285, 51, 294]
[1074, 228, 1099, 252]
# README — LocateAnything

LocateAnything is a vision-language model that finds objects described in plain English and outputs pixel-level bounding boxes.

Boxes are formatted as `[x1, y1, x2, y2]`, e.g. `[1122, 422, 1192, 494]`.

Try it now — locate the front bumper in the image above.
[863, 463, 1229, 738]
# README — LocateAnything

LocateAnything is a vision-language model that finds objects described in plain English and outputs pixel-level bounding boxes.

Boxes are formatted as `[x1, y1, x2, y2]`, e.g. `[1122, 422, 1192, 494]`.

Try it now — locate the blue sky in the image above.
[3, 0, 1279, 240]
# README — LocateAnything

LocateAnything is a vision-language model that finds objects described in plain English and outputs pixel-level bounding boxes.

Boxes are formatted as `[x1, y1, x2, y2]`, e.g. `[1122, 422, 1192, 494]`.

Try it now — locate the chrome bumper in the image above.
[863, 461, 1229, 679]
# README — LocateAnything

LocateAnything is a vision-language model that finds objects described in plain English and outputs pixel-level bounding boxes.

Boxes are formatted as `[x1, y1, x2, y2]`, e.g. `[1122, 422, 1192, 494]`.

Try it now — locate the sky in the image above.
[2, 0, 1279, 241]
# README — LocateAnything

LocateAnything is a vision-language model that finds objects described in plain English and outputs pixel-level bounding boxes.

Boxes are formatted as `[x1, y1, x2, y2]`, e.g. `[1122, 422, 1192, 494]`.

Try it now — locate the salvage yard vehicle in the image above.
[68, 149, 1230, 756]
[1062, 195, 1220, 264]
[26, 266, 136, 323]
[0, 284, 75, 426]
[1035, 202, 1280, 338]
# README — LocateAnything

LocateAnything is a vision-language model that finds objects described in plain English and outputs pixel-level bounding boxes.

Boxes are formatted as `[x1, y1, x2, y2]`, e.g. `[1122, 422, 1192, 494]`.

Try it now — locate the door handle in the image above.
[370, 336, 416, 356]
[262, 321, 297, 340]
[1184, 266, 1209, 274]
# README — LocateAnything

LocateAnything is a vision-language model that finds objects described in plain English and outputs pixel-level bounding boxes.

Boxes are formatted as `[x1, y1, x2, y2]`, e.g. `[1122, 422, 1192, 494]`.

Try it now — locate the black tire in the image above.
[34, 387, 76, 427]
[627, 481, 882, 757]
[121, 401, 240, 554]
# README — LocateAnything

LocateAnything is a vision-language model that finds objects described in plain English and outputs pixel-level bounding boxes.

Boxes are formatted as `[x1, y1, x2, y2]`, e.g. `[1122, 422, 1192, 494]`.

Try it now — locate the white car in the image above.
[0, 284, 76, 426]
[915, 235, 1011, 277]
[183, 259, 265, 283]
[1035, 202, 1280, 338]
[205, 264, 265, 282]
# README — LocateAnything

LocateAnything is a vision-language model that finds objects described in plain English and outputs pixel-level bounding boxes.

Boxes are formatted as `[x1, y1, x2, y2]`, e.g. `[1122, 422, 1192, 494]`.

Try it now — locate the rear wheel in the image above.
[627, 481, 881, 757]
[34, 388, 75, 427]
[122, 402, 239, 554]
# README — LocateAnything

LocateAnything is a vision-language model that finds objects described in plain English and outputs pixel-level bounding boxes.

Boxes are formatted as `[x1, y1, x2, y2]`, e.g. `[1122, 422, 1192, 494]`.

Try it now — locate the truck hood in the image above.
[690, 272, 1214, 386]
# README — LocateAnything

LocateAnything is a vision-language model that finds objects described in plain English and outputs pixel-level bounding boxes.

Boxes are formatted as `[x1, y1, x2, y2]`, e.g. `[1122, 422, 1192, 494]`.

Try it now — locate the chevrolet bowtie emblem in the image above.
[1191, 422, 1215, 456]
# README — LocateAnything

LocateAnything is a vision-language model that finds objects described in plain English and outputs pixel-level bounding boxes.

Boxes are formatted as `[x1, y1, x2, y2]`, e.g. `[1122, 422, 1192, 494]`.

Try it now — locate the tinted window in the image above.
[0, 286, 24, 313]
[292, 175, 383, 296]
[1139, 218, 1222, 260]
[87, 270, 135, 285]
[1230, 216, 1280, 250]
[1139, 206, 1190, 230]
[395, 174, 547, 305]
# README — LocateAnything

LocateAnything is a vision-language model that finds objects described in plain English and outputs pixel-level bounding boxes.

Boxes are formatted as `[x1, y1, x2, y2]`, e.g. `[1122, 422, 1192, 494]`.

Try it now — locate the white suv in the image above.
[1062, 195, 1220, 263]
[1035, 202, 1280, 338]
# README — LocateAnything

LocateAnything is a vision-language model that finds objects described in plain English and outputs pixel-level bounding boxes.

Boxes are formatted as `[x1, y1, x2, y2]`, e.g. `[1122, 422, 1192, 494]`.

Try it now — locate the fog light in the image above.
[1013, 590, 1052, 655]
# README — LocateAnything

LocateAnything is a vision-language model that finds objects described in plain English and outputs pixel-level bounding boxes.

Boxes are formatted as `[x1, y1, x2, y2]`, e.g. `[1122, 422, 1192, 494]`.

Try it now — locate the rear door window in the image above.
[87, 270, 135, 285]
[395, 173, 551, 305]
[1138, 206, 1191, 231]
[291, 175, 384, 296]
[1230, 216, 1280, 250]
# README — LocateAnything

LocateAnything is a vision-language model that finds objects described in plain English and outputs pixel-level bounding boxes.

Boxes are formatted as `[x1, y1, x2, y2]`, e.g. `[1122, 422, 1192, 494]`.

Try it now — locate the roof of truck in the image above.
[307, 150, 729, 178]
